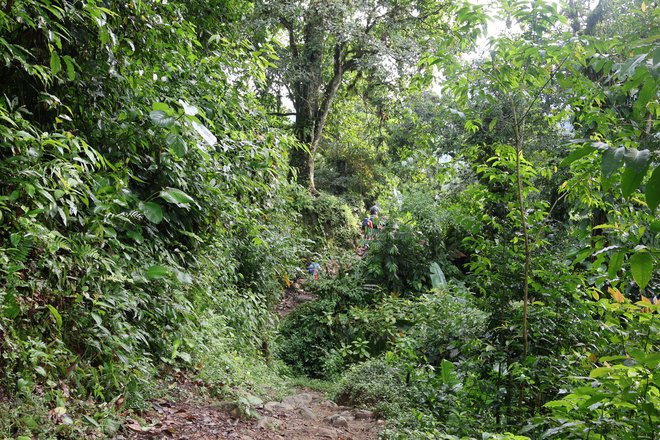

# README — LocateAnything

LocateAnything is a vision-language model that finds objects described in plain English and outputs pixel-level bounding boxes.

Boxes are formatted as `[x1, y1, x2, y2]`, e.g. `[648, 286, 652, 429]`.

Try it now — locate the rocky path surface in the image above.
[125, 261, 382, 439]
[239, 389, 382, 439]
[125, 387, 383, 439]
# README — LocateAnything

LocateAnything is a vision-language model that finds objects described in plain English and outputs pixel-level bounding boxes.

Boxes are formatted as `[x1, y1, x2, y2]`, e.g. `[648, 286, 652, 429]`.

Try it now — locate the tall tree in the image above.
[254, 0, 484, 191]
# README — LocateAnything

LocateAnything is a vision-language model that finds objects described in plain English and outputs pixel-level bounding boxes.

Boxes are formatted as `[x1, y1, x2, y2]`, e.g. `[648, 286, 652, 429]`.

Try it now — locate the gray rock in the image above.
[264, 401, 294, 412]
[316, 427, 338, 438]
[299, 406, 316, 420]
[282, 393, 313, 408]
[328, 414, 349, 428]
[339, 410, 354, 420]
[353, 409, 374, 420]
[264, 401, 279, 412]
[319, 400, 338, 408]
[257, 416, 282, 431]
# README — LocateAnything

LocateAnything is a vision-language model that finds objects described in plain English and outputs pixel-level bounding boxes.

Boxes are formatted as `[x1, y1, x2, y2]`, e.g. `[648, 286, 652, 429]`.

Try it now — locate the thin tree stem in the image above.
[511, 99, 531, 358]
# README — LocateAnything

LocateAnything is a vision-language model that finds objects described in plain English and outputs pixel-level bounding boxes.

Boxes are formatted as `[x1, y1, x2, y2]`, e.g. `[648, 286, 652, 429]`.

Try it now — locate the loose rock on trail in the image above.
[275, 279, 317, 318]
[125, 387, 383, 439]
[126, 257, 383, 439]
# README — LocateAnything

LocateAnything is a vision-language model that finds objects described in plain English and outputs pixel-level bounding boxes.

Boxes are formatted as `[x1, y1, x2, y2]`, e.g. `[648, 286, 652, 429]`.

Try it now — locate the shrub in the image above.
[301, 192, 360, 249]
[334, 357, 411, 418]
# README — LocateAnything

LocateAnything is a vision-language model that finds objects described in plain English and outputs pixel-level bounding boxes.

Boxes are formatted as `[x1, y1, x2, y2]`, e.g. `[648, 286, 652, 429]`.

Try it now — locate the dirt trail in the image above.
[124, 387, 383, 439]
[125, 263, 382, 439]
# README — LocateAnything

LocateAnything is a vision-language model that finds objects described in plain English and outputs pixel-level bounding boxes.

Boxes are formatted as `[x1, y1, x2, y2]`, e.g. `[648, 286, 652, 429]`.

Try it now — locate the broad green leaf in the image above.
[150, 110, 175, 128]
[589, 366, 611, 378]
[624, 148, 651, 173]
[145, 265, 170, 280]
[160, 188, 196, 208]
[50, 52, 61, 75]
[621, 149, 650, 197]
[645, 166, 659, 211]
[63, 55, 75, 80]
[126, 229, 144, 244]
[651, 219, 660, 232]
[176, 351, 191, 363]
[47, 305, 62, 328]
[630, 251, 653, 290]
[621, 168, 646, 197]
[152, 102, 170, 112]
[4, 292, 20, 319]
[166, 133, 187, 157]
[430, 262, 447, 289]
[572, 247, 593, 265]
[191, 120, 217, 146]
[440, 359, 455, 384]
[601, 147, 625, 178]
[608, 252, 624, 279]
[139, 201, 163, 224]
[561, 145, 596, 167]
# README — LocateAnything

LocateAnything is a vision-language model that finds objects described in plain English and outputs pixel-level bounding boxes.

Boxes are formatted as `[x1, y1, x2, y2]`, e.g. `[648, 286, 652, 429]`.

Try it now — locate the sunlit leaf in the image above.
[145, 265, 170, 280]
[630, 251, 653, 290]
[150, 110, 175, 128]
[601, 147, 625, 178]
[160, 187, 196, 209]
[47, 305, 63, 328]
[179, 100, 198, 116]
[608, 252, 624, 279]
[139, 202, 163, 224]
[63, 55, 75, 80]
[191, 120, 217, 146]
[608, 286, 626, 303]
[50, 52, 61, 75]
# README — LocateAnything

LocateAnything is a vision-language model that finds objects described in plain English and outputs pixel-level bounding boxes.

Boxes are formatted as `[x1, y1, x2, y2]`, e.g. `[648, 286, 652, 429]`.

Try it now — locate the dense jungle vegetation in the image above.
[0, 0, 658, 438]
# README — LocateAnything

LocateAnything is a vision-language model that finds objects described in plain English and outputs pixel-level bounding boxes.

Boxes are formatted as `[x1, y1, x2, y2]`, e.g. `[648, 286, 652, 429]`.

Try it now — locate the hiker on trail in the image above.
[361, 216, 373, 240]
[308, 260, 321, 281]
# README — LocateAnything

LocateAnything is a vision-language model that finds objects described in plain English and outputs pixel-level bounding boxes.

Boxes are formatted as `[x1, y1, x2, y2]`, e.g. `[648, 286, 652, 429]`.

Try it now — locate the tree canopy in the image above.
[0, 0, 657, 438]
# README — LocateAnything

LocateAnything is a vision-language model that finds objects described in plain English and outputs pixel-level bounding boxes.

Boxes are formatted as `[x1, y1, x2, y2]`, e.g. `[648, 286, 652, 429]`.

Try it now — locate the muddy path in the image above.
[124, 387, 383, 439]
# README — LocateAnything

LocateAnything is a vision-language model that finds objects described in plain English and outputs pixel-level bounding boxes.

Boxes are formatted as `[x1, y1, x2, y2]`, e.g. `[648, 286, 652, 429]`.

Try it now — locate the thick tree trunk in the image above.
[289, 5, 324, 192]
[290, 40, 346, 193]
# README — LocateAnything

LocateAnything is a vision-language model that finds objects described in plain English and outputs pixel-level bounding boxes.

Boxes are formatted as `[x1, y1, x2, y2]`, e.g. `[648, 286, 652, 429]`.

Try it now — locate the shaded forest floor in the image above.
[125, 385, 382, 440]
[124, 268, 383, 439]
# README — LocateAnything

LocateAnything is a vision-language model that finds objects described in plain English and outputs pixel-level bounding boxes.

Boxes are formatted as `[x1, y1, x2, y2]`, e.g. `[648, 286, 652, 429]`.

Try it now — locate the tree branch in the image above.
[311, 43, 345, 149]
[280, 17, 299, 60]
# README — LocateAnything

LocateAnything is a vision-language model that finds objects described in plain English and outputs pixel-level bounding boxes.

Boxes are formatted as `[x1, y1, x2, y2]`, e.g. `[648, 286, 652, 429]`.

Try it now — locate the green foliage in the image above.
[186, 311, 290, 401]
[0, 0, 303, 428]
[275, 270, 371, 377]
[335, 357, 411, 417]
[301, 191, 360, 249]
[534, 300, 659, 439]
[0, 1, 657, 439]
[365, 218, 431, 294]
